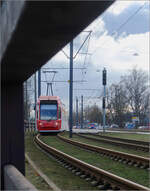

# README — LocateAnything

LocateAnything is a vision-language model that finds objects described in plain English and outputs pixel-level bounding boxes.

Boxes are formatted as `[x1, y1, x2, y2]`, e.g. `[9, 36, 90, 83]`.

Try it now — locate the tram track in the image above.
[58, 134, 150, 170]
[88, 133, 150, 146]
[35, 134, 149, 190]
[76, 133, 149, 152]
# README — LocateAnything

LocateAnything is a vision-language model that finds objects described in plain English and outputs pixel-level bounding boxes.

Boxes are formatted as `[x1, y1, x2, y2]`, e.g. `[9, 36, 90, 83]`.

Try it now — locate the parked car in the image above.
[144, 126, 150, 130]
[88, 123, 99, 129]
[125, 123, 135, 129]
[110, 124, 119, 128]
[138, 126, 145, 129]
[138, 126, 150, 130]
[88, 123, 96, 129]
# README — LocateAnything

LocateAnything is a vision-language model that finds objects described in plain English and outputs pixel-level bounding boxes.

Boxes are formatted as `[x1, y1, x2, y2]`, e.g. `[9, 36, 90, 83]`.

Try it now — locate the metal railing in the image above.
[4, 164, 38, 190]
[24, 122, 36, 132]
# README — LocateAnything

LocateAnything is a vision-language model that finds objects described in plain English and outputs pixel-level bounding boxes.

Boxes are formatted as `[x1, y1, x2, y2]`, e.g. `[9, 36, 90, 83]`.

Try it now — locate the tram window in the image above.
[40, 104, 57, 120]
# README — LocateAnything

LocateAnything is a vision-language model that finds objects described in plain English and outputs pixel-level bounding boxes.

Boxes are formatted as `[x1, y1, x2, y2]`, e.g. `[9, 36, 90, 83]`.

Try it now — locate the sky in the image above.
[38, 0, 149, 111]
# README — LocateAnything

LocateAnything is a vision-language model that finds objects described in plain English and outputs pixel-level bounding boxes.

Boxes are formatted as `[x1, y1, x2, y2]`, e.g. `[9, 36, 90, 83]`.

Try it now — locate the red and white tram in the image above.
[36, 96, 67, 133]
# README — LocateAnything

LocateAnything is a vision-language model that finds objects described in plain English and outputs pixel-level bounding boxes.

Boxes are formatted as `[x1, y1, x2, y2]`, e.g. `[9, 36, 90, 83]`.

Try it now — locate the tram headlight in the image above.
[55, 122, 58, 126]
[39, 122, 43, 126]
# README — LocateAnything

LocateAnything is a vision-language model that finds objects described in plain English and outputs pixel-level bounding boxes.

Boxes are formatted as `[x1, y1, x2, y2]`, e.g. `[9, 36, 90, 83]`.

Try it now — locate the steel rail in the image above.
[90, 133, 150, 146]
[108, 128, 150, 133]
[77, 133, 149, 152]
[58, 134, 150, 169]
[35, 134, 149, 191]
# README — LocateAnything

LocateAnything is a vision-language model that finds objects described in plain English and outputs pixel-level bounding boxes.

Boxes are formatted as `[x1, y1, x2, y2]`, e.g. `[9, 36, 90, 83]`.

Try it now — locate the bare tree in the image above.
[121, 68, 149, 124]
[107, 82, 128, 127]
[84, 104, 102, 124]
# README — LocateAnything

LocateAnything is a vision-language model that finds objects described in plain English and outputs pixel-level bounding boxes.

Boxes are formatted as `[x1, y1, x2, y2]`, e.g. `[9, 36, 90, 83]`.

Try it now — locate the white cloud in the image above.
[42, 2, 149, 108]
[85, 16, 106, 35]
[107, 0, 146, 15]
[90, 32, 149, 75]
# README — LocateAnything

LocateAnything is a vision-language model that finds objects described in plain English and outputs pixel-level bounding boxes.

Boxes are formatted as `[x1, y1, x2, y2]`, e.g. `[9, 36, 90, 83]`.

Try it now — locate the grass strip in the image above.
[98, 132, 150, 142]
[40, 135, 149, 188]
[25, 159, 51, 190]
[72, 133, 149, 158]
[25, 134, 98, 190]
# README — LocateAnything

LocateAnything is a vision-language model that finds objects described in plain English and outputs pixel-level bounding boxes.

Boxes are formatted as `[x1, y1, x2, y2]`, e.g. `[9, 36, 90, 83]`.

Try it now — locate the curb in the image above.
[25, 153, 62, 191]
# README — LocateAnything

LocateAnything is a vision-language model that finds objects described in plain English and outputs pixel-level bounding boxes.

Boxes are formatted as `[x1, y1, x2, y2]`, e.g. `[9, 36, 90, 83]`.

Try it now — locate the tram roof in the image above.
[38, 96, 61, 102]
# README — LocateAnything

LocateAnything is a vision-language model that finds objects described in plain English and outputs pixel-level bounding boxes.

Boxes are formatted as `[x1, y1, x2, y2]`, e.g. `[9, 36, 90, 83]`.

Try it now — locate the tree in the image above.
[121, 68, 149, 124]
[107, 82, 128, 127]
[72, 104, 102, 126]
[84, 104, 102, 124]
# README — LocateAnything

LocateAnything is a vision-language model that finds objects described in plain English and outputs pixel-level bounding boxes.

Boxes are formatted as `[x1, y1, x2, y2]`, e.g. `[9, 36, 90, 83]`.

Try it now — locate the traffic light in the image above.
[103, 69, 107, 85]
[102, 97, 105, 109]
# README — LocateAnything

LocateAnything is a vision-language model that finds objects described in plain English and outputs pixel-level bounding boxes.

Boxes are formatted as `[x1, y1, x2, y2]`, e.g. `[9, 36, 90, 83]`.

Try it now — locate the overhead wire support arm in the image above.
[73, 31, 92, 59]
[61, 49, 70, 59]
[61, 30, 92, 60]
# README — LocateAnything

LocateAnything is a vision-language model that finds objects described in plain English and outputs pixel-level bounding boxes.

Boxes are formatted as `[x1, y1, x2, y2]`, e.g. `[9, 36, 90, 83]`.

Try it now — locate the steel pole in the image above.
[76, 97, 78, 128]
[103, 85, 106, 132]
[102, 68, 107, 133]
[69, 40, 73, 138]
[81, 95, 83, 129]
[25, 81, 28, 121]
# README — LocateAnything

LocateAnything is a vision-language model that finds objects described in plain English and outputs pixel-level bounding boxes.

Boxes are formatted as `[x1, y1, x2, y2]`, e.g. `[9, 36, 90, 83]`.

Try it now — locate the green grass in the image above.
[40, 135, 150, 188]
[62, 132, 149, 158]
[25, 159, 51, 190]
[99, 132, 150, 142]
[25, 134, 98, 190]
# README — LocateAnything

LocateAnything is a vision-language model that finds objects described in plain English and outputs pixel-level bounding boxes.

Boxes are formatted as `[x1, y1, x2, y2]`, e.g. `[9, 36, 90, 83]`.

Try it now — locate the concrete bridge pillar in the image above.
[1, 83, 25, 189]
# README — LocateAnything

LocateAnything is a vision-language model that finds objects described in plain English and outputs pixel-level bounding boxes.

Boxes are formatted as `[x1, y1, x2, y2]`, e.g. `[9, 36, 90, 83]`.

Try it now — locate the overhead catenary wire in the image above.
[42, 67, 87, 70]
[73, 31, 92, 59]
[41, 80, 87, 83]
[79, 1, 147, 99]
[81, 31, 92, 82]
[41, 2, 147, 102]
[115, 2, 147, 35]
[74, 89, 100, 91]
[91, 2, 147, 56]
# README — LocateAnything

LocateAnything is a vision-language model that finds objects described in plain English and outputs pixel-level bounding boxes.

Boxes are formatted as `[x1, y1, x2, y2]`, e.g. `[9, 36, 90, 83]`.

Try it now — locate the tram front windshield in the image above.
[40, 104, 57, 120]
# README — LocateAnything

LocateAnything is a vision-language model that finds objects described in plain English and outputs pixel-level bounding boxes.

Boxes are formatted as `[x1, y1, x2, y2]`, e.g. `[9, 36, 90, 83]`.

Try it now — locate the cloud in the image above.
[90, 32, 149, 75]
[103, 1, 149, 36]
[41, 1, 149, 108]
[43, 30, 149, 107]
[85, 16, 106, 37]
[107, 1, 146, 15]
